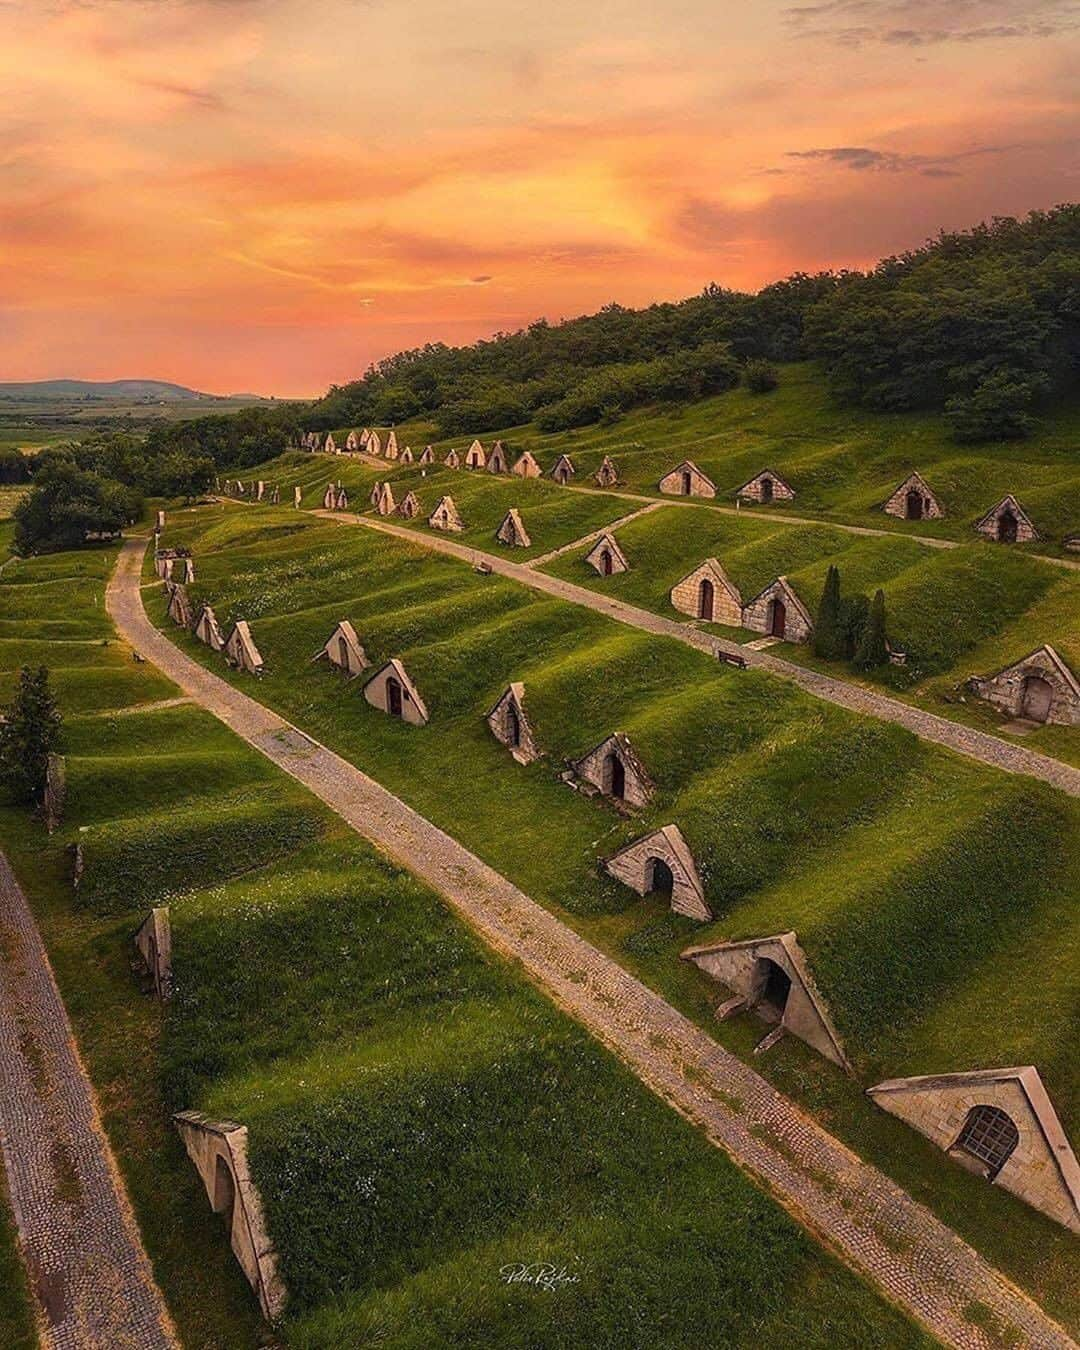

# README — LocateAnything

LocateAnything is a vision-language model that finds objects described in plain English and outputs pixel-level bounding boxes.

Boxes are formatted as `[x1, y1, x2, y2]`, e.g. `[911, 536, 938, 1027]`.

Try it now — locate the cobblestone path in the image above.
[110, 537, 1076, 1350]
[317, 510, 1080, 797]
[0, 852, 177, 1349]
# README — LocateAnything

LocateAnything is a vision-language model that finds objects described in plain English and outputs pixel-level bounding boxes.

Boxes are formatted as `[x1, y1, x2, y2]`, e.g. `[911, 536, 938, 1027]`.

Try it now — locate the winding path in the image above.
[0, 853, 177, 1349]
[315, 509, 1080, 797]
[110, 537, 1076, 1350]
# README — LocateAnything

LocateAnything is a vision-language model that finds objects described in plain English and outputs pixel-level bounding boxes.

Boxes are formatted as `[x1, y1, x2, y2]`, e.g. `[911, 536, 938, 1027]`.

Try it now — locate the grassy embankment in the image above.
[157, 501, 1080, 1329]
[0, 539, 935, 1348]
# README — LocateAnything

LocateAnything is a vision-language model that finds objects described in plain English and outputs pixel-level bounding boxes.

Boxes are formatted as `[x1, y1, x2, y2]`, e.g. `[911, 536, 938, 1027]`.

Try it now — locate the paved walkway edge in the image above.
[110, 537, 1076, 1350]
[0, 851, 177, 1349]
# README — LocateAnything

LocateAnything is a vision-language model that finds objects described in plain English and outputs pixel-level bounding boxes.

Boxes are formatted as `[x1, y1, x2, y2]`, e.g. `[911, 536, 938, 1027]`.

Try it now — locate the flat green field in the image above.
[154, 501, 1080, 1327]
[0, 541, 936, 1348]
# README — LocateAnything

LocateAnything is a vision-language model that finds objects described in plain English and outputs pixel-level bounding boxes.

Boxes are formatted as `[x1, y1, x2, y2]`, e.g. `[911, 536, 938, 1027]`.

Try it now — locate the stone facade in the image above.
[397, 491, 422, 519]
[428, 495, 464, 532]
[670, 559, 742, 624]
[168, 585, 193, 629]
[346, 430, 360, 450]
[314, 620, 368, 677]
[604, 824, 710, 921]
[194, 605, 225, 651]
[293, 486, 302, 509]
[335, 487, 349, 511]
[368, 430, 382, 456]
[369, 481, 383, 507]
[324, 433, 337, 453]
[659, 459, 716, 498]
[323, 483, 336, 510]
[512, 451, 542, 478]
[741, 576, 813, 644]
[551, 454, 575, 485]
[486, 682, 541, 764]
[419, 446, 435, 465]
[465, 439, 486, 469]
[681, 932, 850, 1070]
[495, 508, 531, 548]
[975, 494, 1039, 543]
[444, 448, 461, 468]
[594, 456, 619, 487]
[374, 482, 395, 516]
[364, 659, 429, 725]
[572, 732, 654, 807]
[735, 468, 795, 504]
[583, 532, 628, 577]
[399, 445, 414, 464]
[385, 430, 399, 460]
[487, 441, 508, 473]
[173, 1112, 287, 1318]
[969, 645, 1080, 726]
[883, 471, 944, 521]
[225, 621, 264, 675]
[133, 907, 172, 1001]
[868, 1067, 1080, 1233]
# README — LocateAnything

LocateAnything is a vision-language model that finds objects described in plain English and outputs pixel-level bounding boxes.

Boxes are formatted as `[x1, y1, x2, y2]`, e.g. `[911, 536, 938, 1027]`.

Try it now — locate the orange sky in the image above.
[1, 0, 1077, 397]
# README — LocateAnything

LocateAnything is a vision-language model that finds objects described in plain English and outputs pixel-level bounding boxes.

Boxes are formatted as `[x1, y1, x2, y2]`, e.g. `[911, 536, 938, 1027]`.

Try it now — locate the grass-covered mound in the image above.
[0, 540, 935, 1348]
[150, 505, 1080, 1323]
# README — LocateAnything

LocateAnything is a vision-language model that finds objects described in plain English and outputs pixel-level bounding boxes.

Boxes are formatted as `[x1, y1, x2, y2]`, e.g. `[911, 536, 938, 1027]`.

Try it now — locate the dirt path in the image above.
[109, 537, 1076, 1350]
[314, 509, 1080, 797]
[525, 501, 663, 567]
[0, 853, 177, 1350]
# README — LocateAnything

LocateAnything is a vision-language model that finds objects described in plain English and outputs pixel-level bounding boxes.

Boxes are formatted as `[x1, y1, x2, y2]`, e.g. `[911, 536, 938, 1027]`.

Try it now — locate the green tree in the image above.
[14, 461, 139, 554]
[0, 667, 62, 805]
[745, 359, 779, 394]
[812, 565, 845, 660]
[854, 589, 889, 669]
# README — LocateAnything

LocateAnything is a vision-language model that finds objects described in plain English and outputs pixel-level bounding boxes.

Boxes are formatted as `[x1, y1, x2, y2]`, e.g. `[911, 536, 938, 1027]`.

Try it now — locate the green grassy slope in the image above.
[380, 362, 1080, 548]
[0, 542, 935, 1349]
[155, 501, 1080, 1323]
[0, 1170, 36, 1350]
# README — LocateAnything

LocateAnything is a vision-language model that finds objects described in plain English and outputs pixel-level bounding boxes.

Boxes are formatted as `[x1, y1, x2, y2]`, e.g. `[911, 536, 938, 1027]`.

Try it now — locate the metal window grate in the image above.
[957, 1106, 1018, 1175]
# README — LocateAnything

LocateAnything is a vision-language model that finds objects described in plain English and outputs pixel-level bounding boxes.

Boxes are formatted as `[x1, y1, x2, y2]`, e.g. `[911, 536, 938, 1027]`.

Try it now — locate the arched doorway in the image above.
[955, 1105, 1019, 1179]
[1021, 674, 1053, 722]
[601, 549, 613, 577]
[386, 676, 403, 718]
[506, 702, 521, 747]
[998, 510, 1018, 543]
[768, 597, 787, 638]
[698, 577, 714, 621]
[213, 1155, 236, 1229]
[681, 470, 692, 496]
[905, 489, 924, 520]
[646, 857, 674, 897]
[604, 752, 626, 799]
[754, 958, 792, 1019]
[760, 476, 774, 503]
[337, 635, 350, 670]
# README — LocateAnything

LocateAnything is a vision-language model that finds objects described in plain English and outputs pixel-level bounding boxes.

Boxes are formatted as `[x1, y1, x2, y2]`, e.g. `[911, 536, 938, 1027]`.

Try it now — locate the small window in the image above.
[956, 1105, 1018, 1177]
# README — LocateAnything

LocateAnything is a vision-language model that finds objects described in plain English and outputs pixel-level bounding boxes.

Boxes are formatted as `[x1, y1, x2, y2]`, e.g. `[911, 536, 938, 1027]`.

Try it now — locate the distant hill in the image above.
[0, 379, 267, 402]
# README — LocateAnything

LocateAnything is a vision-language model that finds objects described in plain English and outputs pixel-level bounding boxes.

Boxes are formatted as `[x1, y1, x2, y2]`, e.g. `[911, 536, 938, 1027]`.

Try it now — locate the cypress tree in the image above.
[854, 589, 889, 670]
[813, 565, 844, 660]
[0, 666, 62, 805]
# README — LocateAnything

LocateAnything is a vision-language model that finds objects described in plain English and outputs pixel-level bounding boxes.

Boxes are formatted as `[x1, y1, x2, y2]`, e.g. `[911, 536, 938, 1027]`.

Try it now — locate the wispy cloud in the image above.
[784, 0, 1080, 45]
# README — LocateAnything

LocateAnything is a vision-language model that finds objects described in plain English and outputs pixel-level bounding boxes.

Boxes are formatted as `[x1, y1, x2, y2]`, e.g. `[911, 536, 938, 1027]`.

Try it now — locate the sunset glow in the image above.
[1, 0, 1077, 396]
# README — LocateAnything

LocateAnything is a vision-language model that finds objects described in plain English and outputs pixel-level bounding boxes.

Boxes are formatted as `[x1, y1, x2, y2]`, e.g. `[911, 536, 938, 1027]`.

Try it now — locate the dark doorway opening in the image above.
[601, 549, 613, 576]
[698, 577, 714, 621]
[998, 510, 1018, 543]
[760, 476, 774, 503]
[682, 471, 692, 495]
[905, 489, 923, 520]
[338, 636, 350, 670]
[506, 702, 521, 747]
[1021, 674, 1053, 723]
[387, 677, 403, 718]
[754, 958, 792, 1019]
[604, 752, 626, 799]
[769, 597, 787, 638]
[647, 857, 674, 897]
